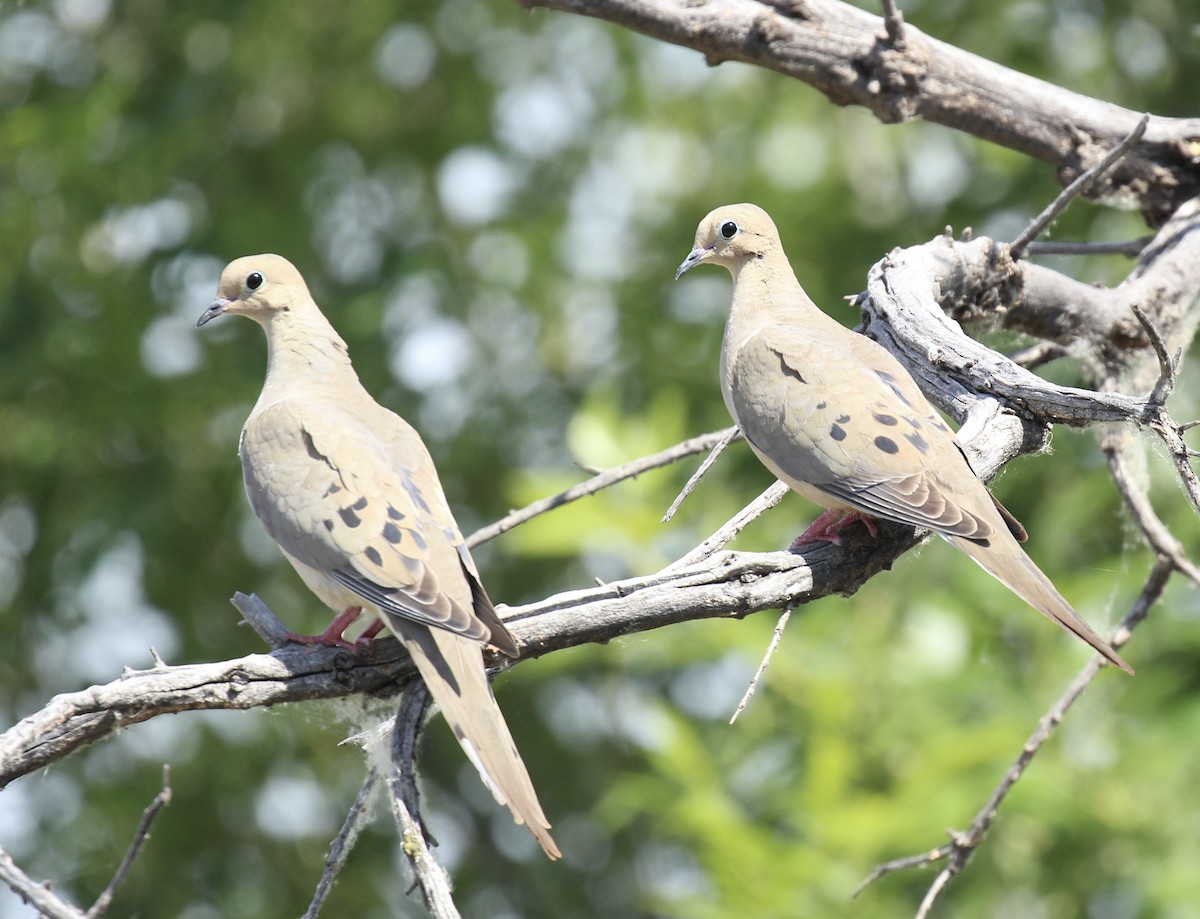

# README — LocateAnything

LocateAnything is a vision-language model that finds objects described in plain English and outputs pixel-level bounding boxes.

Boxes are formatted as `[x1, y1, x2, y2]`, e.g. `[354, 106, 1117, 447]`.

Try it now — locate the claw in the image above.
[790, 510, 878, 548]
[283, 606, 368, 651]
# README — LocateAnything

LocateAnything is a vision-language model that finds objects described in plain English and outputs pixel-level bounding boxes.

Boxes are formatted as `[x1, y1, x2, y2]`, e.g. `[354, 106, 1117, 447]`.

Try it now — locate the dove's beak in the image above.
[675, 246, 711, 279]
[196, 297, 232, 328]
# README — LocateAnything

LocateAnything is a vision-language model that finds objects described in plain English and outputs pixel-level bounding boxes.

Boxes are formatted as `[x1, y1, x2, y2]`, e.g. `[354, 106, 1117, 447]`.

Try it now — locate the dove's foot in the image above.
[790, 510, 878, 547]
[284, 606, 375, 651]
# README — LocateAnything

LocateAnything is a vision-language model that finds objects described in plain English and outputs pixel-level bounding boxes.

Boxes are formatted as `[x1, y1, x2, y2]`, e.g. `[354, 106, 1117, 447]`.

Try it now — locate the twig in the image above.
[387, 685, 460, 918]
[1130, 302, 1182, 407]
[1010, 113, 1150, 258]
[661, 426, 739, 523]
[1025, 237, 1152, 257]
[664, 480, 792, 571]
[879, 0, 905, 46]
[1126, 303, 1200, 513]
[85, 767, 172, 918]
[233, 591, 293, 646]
[1102, 430, 1200, 588]
[857, 558, 1171, 910]
[0, 846, 86, 919]
[729, 608, 792, 724]
[466, 428, 732, 548]
[1006, 341, 1064, 369]
[303, 769, 381, 919]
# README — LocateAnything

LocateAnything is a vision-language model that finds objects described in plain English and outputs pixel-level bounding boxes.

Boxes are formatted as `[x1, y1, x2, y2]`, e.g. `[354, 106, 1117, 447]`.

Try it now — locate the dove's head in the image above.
[675, 203, 781, 279]
[197, 254, 313, 328]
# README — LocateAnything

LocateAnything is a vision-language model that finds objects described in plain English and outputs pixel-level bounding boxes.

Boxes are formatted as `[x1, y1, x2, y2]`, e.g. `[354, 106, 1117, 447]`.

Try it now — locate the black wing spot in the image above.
[364, 546, 383, 567]
[904, 432, 929, 453]
[777, 352, 806, 384]
[338, 506, 362, 528]
[873, 412, 898, 426]
[403, 478, 432, 514]
[836, 414, 851, 424]
[302, 429, 336, 468]
[875, 370, 913, 409]
[408, 528, 428, 551]
[382, 522, 403, 545]
[324, 482, 342, 496]
[323, 519, 334, 532]
[816, 401, 827, 410]
[874, 435, 899, 454]
[904, 416, 922, 430]
[387, 505, 405, 521]
[830, 424, 847, 442]
[350, 496, 368, 511]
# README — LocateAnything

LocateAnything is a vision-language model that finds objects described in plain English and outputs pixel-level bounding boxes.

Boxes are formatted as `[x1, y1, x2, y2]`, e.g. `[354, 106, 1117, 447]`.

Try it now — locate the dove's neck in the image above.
[257, 307, 362, 405]
[724, 251, 822, 348]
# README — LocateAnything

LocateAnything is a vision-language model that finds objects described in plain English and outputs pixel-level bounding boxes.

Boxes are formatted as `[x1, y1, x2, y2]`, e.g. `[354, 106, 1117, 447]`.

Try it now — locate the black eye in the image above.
[720, 220, 738, 240]
[246, 271, 264, 291]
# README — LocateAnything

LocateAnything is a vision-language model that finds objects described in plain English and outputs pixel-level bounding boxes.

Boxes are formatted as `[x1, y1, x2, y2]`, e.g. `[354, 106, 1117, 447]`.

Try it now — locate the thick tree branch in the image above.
[523, 0, 1200, 221]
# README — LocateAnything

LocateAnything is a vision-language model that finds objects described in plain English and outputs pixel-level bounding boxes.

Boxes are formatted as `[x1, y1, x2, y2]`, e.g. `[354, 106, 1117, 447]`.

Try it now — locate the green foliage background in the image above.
[1, 1, 1198, 917]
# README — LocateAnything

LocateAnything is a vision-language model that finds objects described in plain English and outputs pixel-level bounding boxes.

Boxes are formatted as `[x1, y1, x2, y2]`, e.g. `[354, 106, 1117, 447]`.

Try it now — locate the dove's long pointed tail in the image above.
[391, 618, 561, 858]
[947, 533, 1132, 674]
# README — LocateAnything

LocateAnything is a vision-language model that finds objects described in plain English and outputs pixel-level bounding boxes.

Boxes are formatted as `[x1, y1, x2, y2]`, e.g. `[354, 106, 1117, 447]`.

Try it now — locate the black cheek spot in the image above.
[905, 432, 929, 453]
[338, 507, 361, 528]
[873, 413, 898, 426]
[830, 424, 847, 442]
[364, 546, 383, 566]
[874, 436, 899, 454]
[382, 522, 403, 544]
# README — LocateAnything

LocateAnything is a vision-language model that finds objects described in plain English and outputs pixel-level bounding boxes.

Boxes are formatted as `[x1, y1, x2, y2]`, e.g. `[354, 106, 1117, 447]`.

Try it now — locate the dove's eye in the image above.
[246, 272, 264, 291]
[719, 220, 739, 240]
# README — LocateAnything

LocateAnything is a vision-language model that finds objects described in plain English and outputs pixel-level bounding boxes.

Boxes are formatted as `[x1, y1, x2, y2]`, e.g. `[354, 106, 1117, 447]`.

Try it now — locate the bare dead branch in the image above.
[1025, 238, 1152, 258]
[729, 607, 791, 724]
[1006, 341, 1065, 370]
[466, 428, 732, 548]
[663, 480, 793, 571]
[1010, 114, 1149, 258]
[878, 0, 905, 47]
[0, 847, 87, 919]
[303, 769, 381, 919]
[1103, 430, 1200, 587]
[86, 767, 172, 918]
[661, 425, 739, 523]
[523, 0, 1200, 221]
[1131, 302, 1182, 406]
[387, 686, 460, 918]
[857, 558, 1172, 909]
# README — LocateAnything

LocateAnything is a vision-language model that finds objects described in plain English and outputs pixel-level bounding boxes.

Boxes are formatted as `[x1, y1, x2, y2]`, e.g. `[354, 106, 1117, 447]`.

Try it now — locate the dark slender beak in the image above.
[196, 297, 232, 328]
[675, 246, 710, 280]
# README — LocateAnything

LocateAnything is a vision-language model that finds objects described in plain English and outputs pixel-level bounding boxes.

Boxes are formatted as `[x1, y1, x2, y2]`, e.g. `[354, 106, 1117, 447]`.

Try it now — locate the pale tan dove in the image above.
[676, 204, 1131, 674]
[197, 254, 560, 857]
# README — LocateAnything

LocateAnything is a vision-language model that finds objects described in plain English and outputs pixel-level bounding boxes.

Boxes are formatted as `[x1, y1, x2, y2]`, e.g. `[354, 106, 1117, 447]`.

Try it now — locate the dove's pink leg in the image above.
[791, 510, 879, 547]
[284, 606, 366, 651]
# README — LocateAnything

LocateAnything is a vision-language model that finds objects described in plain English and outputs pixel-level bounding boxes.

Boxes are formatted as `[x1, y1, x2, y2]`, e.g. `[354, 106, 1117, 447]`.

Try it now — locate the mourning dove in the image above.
[676, 204, 1131, 674]
[197, 254, 560, 857]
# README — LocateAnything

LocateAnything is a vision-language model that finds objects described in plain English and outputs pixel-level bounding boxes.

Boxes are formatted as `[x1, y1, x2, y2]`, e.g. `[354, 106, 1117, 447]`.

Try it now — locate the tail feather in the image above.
[390, 616, 561, 858]
[947, 533, 1133, 675]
